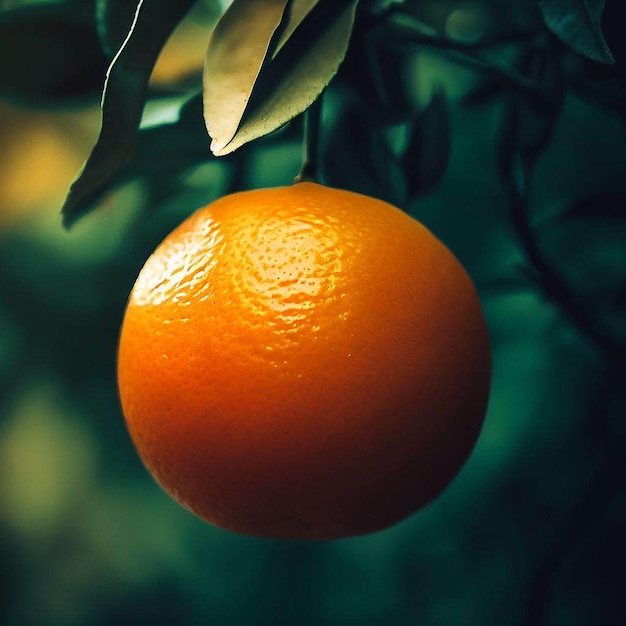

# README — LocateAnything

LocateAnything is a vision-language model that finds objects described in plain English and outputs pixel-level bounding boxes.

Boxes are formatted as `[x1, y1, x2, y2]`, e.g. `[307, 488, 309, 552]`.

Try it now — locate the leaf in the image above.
[202, 0, 291, 155]
[61, 0, 196, 227]
[341, 26, 415, 124]
[498, 43, 565, 190]
[0, 1, 107, 104]
[97, 0, 223, 61]
[323, 101, 404, 207]
[272, 0, 320, 56]
[539, 0, 614, 64]
[133, 94, 213, 180]
[227, 1, 360, 156]
[536, 200, 626, 348]
[96, 0, 141, 59]
[121, 93, 224, 215]
[401, 89, 451, 202]
[73, 93, 214, 211]
[204, 0, 360, 156]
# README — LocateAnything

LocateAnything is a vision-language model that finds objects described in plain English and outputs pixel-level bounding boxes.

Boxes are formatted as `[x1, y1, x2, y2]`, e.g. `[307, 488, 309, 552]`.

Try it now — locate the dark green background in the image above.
[1, 1, 625, 624]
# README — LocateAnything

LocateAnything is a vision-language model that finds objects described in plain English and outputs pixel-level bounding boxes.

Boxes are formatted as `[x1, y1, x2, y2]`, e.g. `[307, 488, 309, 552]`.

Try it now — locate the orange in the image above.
[117, 182, 491, 539]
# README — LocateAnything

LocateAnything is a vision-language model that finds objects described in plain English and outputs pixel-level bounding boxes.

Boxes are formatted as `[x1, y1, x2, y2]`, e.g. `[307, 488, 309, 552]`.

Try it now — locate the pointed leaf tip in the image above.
[203, 0, 291, 155]
[61, 0, 196, 226]
[539, 0, 615, 64]
[204, 0, 360, 156]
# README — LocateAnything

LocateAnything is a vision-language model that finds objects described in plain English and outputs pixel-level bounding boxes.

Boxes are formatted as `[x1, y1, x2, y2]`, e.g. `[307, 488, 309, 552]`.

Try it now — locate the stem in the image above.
[226, 151, 248, 195]
[507, 178, 621, 362]
[368, 10, 542, 97]
[396, 33, 541, 96]
[373, 6, 537, 51]
[294, 96, 322, 184]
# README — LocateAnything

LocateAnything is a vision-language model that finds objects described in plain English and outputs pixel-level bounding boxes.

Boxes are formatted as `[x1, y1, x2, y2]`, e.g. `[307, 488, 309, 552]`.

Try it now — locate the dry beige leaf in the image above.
[203, 0, 290, 155]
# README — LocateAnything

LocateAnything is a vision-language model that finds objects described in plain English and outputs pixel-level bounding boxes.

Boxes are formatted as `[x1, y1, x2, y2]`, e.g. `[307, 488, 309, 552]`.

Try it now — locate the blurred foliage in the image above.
[1, 0, 626, 625]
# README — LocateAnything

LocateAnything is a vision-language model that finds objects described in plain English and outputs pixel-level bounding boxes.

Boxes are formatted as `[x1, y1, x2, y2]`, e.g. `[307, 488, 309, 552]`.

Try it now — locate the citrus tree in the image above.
[1, 0, 625, 624]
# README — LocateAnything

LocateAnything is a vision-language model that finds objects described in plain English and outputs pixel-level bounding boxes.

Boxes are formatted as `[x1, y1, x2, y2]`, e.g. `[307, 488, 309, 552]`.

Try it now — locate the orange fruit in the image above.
[117, 182, 491, 539]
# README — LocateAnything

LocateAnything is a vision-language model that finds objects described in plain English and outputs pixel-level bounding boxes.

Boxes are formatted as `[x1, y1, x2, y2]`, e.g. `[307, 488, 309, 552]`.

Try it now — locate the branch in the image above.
[506, 176, 622, 363]
[392, 30, 541, 95]
[365, 8, 542, 97]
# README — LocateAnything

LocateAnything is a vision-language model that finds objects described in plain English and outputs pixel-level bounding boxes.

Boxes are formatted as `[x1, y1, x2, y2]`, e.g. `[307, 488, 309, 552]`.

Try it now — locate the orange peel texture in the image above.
[118, 183, 491, 539]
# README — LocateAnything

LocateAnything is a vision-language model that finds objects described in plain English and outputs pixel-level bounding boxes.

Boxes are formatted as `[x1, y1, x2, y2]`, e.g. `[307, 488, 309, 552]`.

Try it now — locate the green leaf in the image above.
[539, 0, 614, 64]
[498, 44, 565, 189]
[61, 0, 196, 227]
[323, 101, 404, 207]
[97, 0, 223, 60]
[72, 93, 215, 212]
[204, 0, 360, 156]
[342, 31, 415, 124]
[202, 0, 291, 156]
[537, 200, 626, 347]
[401, 89, 451, 202]
[272, 0, 320, 57]
[0, 1, 107, 104]
[96, 0, 140, 59]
